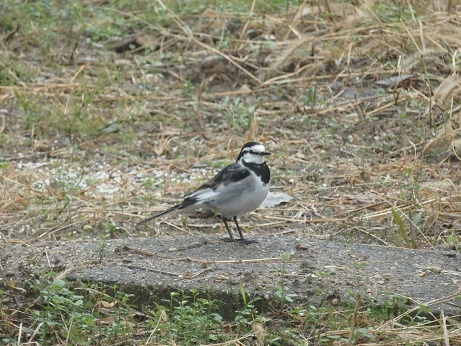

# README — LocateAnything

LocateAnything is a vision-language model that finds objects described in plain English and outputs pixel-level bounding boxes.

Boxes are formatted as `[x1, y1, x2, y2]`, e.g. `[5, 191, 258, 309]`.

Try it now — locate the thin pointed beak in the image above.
[261, 151, 271, 156]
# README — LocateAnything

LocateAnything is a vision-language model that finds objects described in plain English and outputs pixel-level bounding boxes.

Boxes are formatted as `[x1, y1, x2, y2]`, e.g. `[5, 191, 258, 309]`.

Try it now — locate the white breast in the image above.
[210, 171, 269, 217]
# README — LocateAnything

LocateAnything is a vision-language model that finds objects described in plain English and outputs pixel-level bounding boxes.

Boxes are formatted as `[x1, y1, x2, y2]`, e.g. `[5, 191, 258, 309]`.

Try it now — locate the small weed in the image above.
[445, 232, 461, 252]
[391, 207, 412, 248]
[389, 164, 429, 248]
[234, 286, 261, 329]
[96, 235, 109, 263]
[274, 284, 297, 304]
[272, 253, 298, 307]
[146, 289, 229, 344]
[370, 2, 417, 23]
[5, 258, 137, 346]
[28, 278, 90, 344]
[218, 96, 256, 132]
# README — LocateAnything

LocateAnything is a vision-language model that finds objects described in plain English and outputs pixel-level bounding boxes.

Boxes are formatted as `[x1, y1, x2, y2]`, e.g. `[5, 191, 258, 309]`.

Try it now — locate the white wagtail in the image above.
[137, 142, 271, 242]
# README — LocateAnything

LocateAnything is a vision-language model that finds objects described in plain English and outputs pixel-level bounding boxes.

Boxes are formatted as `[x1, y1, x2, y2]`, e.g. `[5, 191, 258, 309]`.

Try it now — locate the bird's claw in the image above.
[236, 238, 258, 245]
[222, 237, 257, 244]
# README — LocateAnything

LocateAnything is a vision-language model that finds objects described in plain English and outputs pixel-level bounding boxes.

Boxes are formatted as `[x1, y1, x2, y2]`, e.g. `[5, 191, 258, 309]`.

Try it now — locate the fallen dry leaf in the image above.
[433, 74, 461, 109]
[260, 191, 293, 208]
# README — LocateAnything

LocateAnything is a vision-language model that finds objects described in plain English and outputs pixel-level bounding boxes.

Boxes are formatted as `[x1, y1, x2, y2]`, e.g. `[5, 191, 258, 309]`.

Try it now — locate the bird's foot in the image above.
[236, 237, 258, 245]
[221, 237, 257, 244]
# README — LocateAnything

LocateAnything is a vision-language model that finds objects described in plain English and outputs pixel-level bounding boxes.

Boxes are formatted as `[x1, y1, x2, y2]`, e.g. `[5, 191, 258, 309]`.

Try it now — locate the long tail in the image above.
[136, 204, 181, 228]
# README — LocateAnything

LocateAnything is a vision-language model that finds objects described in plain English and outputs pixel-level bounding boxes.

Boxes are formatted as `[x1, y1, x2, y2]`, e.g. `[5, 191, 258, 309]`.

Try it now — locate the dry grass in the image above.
[1, 0, 460, 248]
[1, 0, 461, 343]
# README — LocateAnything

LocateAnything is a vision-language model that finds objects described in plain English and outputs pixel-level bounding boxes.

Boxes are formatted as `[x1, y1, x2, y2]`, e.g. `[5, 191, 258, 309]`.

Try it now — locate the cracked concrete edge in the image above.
[2, 236, 460, 318]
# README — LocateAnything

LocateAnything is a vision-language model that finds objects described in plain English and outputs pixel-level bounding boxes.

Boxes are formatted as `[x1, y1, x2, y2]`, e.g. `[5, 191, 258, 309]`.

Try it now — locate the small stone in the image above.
[65, 273, 79, 282]
[427, 266, 442, 274]
[295, 243, 310, 250]
[83, 225, 93, 232]
[52, 262, 66, 271]
[382, 273, 392, 280]
[300, 260, 316, 270]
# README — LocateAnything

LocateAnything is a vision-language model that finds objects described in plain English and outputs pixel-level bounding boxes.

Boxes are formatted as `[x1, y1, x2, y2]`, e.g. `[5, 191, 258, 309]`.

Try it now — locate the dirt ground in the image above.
[1, 3, 461, 248]
[1, 0, 461, 335]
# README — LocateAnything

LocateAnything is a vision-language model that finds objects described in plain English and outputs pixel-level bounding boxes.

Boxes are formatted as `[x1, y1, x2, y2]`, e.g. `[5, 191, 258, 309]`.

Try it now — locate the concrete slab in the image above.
[2, 237, 460, 317]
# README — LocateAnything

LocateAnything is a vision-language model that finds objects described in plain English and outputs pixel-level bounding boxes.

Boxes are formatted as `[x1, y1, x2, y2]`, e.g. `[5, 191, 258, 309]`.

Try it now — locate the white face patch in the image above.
[241, 144, 268, 164]
[251, 144, 266, 153]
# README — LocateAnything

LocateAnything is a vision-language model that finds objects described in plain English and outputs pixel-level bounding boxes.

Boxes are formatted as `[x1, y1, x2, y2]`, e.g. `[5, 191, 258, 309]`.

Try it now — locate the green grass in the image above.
[2, 245, 457, 344]
[2, 269, 449, 345]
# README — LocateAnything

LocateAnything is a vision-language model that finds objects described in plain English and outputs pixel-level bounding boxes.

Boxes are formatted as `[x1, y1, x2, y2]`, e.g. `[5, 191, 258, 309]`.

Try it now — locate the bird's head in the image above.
[237, 142, 270, 164]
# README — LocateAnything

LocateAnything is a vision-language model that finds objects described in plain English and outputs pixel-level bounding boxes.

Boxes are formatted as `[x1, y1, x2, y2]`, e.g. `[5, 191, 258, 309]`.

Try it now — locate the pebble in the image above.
[300, 260, 316, 270]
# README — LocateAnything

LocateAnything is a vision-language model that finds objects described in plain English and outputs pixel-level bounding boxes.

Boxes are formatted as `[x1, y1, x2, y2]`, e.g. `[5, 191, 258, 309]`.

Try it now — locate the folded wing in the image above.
[179, 162, 249, 210]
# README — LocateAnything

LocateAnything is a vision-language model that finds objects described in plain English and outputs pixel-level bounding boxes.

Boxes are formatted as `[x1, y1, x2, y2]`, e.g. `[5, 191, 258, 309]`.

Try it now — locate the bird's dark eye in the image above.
[247, 149, 262, 156]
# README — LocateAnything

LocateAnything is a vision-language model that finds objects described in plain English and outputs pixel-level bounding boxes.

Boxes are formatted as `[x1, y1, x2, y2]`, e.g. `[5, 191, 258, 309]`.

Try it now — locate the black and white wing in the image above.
[178, 161, 249, 210]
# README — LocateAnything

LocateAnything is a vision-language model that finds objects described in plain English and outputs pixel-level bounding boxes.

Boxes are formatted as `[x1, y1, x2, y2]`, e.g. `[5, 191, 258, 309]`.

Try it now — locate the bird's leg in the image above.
[232, 216, 245, 240]
[233, 216, 258, 244]
[221, 217, 235, 242]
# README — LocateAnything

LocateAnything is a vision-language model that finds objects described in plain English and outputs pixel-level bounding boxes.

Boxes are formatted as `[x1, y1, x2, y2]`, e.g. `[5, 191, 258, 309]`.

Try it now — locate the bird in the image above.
[137, 141, 271, 242]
